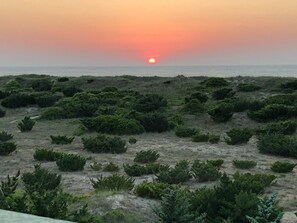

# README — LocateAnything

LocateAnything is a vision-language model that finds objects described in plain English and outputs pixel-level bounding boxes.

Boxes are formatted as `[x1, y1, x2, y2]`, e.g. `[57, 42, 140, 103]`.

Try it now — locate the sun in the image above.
[148, 58, 156, 64]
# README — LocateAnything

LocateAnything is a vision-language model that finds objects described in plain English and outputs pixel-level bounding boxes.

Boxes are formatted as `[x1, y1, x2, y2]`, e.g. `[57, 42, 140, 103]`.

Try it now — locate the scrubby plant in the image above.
[133, 94, 167, 112]
[82, 134, 127, 154]
[257, 134, 297, 158]
[281, 80, 297, 90]
[17, 116, 35, 132]
[56, 154, 86, 171]
[139, 112, 170, 133]
[0, 108, 5, 117]
[248, 100, 266, 111]
[270, 161, 296, 173]
[225, 128, 253, 145]
[33, 149, 62, 161]
[175, 126, 198, 138]
[50, 135, 74, 145]
[103, 162, 120, 172]
[0, 90, 9, 99]
[62, 86, 83, 97]
[145, 163, 170, 174]
[255, 120, 297, 135]
[168, 113, 184, 128]
[207, 159, 224, 167]
[31, 78, 52, 91]
[191, 161, 221, 182]
[129, 137, 137, 144]
[157, 160, 191, 184]
[208, 134, 220, 144]
[213, 88, 235, 100]
[183, 99, 205, 114]
[237, 83, 261, 92]
[0, 131, 13, 142]
[57, 77, 69, 82]
[134, 150, 160, 163]
[124, 163, 148, 176]
[208, 102, 234, 122]
[41, 107, 66, 120]
[265, 94, 297, 106]
[232, 98, 250, 112]
[192, 133, 209, 142]
[91, 174, 134, 191]
[35, 94, 58, 107]
[201, 77, 229, 87]
[81, 115, 144, 135]
[134, 181, 172, 199]
[1, 93, 35, 108]
[90, 162, 102, 171]
[233, 160, 257, 169]
[185, 92, 208, 103]
[0, 142, 17, 155]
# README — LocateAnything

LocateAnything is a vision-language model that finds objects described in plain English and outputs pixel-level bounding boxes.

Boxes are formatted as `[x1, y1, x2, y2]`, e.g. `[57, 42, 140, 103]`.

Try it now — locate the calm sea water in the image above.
[0, 65, 297, 77]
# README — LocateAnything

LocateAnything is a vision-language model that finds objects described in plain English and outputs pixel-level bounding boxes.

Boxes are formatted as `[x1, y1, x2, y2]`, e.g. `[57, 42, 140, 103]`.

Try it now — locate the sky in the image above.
[0, 1, 297, 66]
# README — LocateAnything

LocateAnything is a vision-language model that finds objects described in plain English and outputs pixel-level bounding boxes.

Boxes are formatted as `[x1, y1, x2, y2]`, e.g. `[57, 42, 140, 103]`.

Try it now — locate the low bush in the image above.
[41, 107, 66, 120]
[208, 134, 220, 144]
[56, 154, 86, 171]
[103, 162, 120, 172]
[201, 77, 229, 87]
[0, 108, 5, 117]
[31, 79, 52, 91]
[175, 126, 198, 138]
[191, 161, 221, 182]
[91, 174, 134, 191]
[168, 113, 184, 129]
[257, 134, 297, 158]
[62, 86, 83, 97]
[270, 161, 296, 173]
[157, 160, 191, 184]
[1, 93, 35, 108]
[233, 160, 257, 169]
[281, 80, 297, 90]
[247, 100, 266, 111]
[124, 163, 148, 176]
[255, 120, 297, 135]
[134, 181, 172, 199]
[237, 83, 261, 92]
[145, 163, 170, 174]
[225, 128, 253, 145]
[17, 116, 35, 132]
[90, 162, 102, 171]
[185, 92, 208, 103]
[192, 133, 209, 142]
[265, 94, 297, 106]
[134, 150, 160, 163]
[232, 98, 250, 112]
[208, 102, 234, 122]
[35, 94, 58, 107]
[133, 94, 167, 112]
[0, 90, 9, 99]
[81, 115, 144, 135]
[0, 142, 17, 155]
[50, 135, 74, 145]
[33, 149, 62, 161]
[57, 77, 69, 82]
[212, 88, 235, 100]
[0, 131, 13, 142]
[183, 99, 204, 114]
[82, 135, 127, 154]
[207, 159, 224, 167]
[139, 112, 170, 133]
[128, 137, 137, 144]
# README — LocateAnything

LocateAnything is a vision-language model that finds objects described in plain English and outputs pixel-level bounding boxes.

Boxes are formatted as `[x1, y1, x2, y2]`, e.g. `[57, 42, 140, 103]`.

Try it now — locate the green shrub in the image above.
[201, 77, 229, 87]
[168, 113, 184, 129]
[208, 102, 234, 122]
[281, 80, 297, 90]
[33, 149, 62, 161]
[207, 159, 224, 167]
[175, 126, 198, 138]
[255, 120, 297, 135]
[134, 181, 172, 199]
[232, 160, 257, 169]
[1, 93, 35, 108]
[0, 90, 9, 99]
[248, 104, 294, 122]
[0, 131, 13, 142]
[128, 137, 137, 144]
[41, 107, 66, 120]
[270, 161, 296, 173]
[133, 94, 167, 112]
[232, 98, 250, 112]
[265, 94, 297, 106]
[225, 128, 253, 145]
[56, 153, 86, 171]
[157, 160, 191, 184]
[185, 92, 208, 103]
[191, 161, 221, 182]
[139, 112, 170, 133]
[124, 163, 148, 176]
[57, 77, 69, 82]
[50, 135, 74, 145]
[35, 94, 58, 107]
[31, 79, 52, 91]
[248, 100, 266, 111]
[257, 134, 297, 158]
[192, 133, 209, 142]
[103, 162, 120, 172]
[183, 99, 204, 114]
[17, 116, 35, 132]
[81, 115, 144, 135]
[208, 134, 220, 144]
[82, 135, 127, 154]
[134, 150, 160, 163]
[0, 142, 17, 155]
[145, 163, 170, 174]
[212, 88, 235, 100]
[237, 83, 261, 92]
[62, 86, 83, 97]
[91, 174, 134, 191]
[0, 108, 5, 117]
[90, 162, 102, 171]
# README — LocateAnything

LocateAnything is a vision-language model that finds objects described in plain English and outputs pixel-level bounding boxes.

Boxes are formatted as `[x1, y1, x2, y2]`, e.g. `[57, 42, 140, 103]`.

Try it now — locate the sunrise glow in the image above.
[148, 58, 156, 64]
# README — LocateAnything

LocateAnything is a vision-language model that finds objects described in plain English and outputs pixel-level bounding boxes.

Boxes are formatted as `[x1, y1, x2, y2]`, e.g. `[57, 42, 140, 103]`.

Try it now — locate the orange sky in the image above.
[1, 1, 297, 65]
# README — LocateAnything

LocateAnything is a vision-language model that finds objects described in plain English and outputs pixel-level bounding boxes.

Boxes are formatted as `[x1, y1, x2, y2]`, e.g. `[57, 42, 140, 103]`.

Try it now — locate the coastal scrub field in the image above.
[1, 74, 297, 222]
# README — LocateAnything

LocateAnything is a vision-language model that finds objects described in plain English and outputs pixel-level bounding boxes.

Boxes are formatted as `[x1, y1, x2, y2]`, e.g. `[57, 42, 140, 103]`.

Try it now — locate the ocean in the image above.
[0, 65, 297, 77]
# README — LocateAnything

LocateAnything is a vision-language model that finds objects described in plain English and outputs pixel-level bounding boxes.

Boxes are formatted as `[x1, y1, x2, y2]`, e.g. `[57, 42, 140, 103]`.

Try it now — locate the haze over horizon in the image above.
[1, 1, 297, 66]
